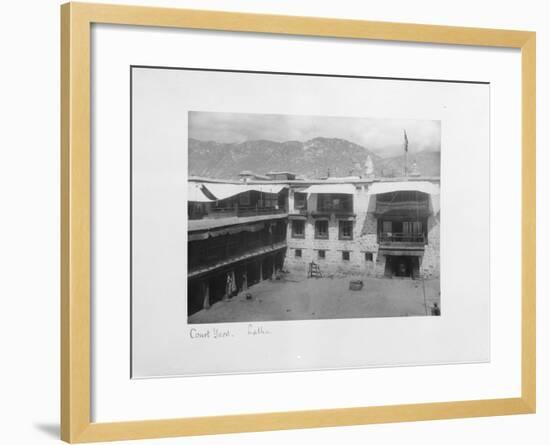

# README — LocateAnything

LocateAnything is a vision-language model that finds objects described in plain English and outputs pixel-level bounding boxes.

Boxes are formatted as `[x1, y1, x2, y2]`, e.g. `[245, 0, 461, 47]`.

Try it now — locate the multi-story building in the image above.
[285, 178, 440, 279]
[187, 179, 288, 316]
[187, 173, 440, 316]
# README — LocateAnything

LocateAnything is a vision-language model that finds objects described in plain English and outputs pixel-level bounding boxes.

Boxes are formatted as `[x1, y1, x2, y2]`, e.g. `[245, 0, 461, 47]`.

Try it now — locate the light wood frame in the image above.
[61, 2, 536, 442]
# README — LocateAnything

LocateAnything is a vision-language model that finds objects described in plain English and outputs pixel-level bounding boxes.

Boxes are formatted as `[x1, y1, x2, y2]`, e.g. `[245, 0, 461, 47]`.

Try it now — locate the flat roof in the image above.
[189, 176, 440, 186]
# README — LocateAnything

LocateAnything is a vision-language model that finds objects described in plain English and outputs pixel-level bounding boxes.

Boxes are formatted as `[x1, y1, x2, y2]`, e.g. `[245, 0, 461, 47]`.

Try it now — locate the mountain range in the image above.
[188, 137, 440, 179]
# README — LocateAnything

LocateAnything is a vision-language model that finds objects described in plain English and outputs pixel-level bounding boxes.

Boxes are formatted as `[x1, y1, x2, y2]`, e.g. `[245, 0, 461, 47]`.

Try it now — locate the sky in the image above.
[189, 111, 441, 157]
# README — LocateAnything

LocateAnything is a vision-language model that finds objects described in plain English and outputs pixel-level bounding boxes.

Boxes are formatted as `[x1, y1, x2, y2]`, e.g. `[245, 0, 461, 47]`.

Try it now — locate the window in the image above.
[260, 194, 278, 209]
[365, 252, 373, 262]
[315, 220, 329, 239]
[317, 194, 353, 212]
[188, 202, 205, 220]
[295, 249, 302, 258]
[294, 192, 307, 210]
[339, 220, 353, 240]
[401, 220, 425, 242]
[239, 192, 250, 206]
[319, 194, 332, 211]
[291, 220, 305, 238]
[403, 221, 423, 234]
[318, 250, 326, 260]
[342, 251, 350, 261]
[214, 197, 234, 210]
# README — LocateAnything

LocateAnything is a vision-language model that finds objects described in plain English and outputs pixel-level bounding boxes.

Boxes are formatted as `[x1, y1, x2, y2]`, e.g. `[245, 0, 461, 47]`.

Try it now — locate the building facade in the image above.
[187, 180, 288, 316]
[285, 179, 440, 279]
[187, 174, 440, 316]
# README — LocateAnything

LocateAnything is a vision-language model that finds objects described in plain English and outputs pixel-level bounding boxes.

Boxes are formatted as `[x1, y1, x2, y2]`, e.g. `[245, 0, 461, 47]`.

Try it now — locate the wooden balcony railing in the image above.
[311, 209, 354, 217]
[379, 232, 426, 244]
[236, 206, 286, 217]
[194, 206, 286, 219]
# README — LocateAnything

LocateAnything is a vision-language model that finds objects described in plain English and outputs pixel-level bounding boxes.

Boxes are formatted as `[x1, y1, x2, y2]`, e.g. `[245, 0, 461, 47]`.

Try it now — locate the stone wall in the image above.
[284, 186, 440, 279]
[420, 214, 440, 278]
[285, 189, 379, 277]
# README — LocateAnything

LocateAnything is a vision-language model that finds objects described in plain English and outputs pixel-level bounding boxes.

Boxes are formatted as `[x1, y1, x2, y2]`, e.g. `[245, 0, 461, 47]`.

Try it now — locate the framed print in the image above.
[61, 2, 536, 443]
[132, 70, 485, 378]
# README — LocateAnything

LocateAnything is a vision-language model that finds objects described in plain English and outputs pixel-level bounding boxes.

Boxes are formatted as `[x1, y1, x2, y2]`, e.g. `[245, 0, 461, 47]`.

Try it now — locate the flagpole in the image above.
[404, 130, 409, 178]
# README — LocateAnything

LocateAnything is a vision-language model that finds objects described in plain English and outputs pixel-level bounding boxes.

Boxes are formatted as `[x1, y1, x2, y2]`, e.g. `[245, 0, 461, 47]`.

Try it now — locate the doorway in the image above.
[384, 255, 420, 278]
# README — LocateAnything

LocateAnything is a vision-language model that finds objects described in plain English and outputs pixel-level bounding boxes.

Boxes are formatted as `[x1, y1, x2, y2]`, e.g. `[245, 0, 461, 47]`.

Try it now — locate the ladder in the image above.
[308, 261, 323, 278]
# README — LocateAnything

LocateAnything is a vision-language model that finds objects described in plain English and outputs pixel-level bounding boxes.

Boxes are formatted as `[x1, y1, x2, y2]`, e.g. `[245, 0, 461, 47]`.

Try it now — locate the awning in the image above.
[368, 181, 440, 217]
[367, 181, 440, 196]
[201, 183, 286, 201]
[202, 183, 250, 201]
[375, 200, 431, 217]
[302, 184, 356, 195]
[431, 195, 441, 215]
[187, 183, 214, 202]
[248, 184, 287, 194]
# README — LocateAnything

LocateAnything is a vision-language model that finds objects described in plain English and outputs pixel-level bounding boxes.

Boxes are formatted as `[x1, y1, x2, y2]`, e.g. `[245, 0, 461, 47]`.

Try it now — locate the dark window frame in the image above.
[317, 249, 326, 260]
[338, 220, 354, 240]
[294, 192, 308, 210]
[317, 193, 353, 213]
[295, 248, 302, 258]
[291, 220, 305, 238]
[377, 218, 429, 244]
[342, 251, 350, 261]
[314, 219, 329, 239]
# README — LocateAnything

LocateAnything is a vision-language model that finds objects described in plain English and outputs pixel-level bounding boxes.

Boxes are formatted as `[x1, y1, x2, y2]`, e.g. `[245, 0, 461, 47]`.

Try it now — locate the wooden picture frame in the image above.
[61, 2, 536, 442]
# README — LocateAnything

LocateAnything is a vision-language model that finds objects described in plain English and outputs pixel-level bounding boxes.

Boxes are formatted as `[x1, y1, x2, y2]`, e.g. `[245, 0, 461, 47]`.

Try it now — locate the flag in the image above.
[404, 130, 409, 153]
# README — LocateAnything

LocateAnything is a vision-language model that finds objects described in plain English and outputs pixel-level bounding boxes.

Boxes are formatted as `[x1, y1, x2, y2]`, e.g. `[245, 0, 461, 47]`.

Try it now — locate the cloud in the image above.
[189, 111, 440, 157]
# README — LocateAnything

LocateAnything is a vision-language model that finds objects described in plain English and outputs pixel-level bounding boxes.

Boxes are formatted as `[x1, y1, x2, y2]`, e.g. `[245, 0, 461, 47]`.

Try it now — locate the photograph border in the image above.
[132, 64, 456, 327]
[61, 2, 536, 442]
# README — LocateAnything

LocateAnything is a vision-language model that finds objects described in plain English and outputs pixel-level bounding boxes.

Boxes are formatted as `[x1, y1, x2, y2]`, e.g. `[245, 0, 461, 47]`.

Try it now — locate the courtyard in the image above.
[188, 274, 441, 324]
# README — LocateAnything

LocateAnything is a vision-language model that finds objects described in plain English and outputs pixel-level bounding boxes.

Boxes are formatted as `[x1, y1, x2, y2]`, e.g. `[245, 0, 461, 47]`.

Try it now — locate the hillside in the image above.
[375, 150, 441, 178]
[188, 137, 439, 179]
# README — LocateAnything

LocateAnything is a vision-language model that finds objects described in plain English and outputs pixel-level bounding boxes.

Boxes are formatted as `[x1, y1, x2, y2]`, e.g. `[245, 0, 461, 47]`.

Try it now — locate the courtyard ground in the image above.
[189, 274, 440, 323]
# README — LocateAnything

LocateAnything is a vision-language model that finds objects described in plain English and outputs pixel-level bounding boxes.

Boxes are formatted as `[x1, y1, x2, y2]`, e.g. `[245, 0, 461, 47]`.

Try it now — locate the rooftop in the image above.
[238, 170, 270, 180]
[189, 175, 440, 186]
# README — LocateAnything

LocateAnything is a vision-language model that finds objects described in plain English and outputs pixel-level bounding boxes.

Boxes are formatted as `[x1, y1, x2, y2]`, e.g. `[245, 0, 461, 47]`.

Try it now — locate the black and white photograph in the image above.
[130, 65, 489, 378]
[187, 111, 441, 323]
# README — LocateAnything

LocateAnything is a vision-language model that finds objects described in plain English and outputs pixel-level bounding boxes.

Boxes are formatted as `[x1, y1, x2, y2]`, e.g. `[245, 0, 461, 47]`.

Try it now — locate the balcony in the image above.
[375, 200, 431, 217]
[379, 232, 426, 249]
[237, 206, 286, 217]
[203, 206, 286, 219]
[313, 193, 354, 217]
[188, 241, 288, 278]
[311, 210, 355, 219]
[290, 207, 308, 216]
